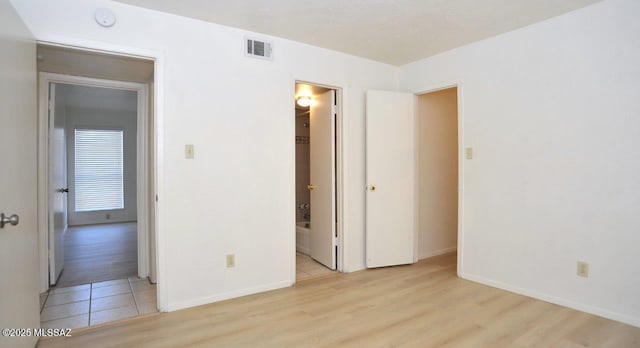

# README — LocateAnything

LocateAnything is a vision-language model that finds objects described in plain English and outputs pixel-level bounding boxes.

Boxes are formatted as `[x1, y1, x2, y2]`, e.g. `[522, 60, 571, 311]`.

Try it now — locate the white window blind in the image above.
[74, 129, 124, 212]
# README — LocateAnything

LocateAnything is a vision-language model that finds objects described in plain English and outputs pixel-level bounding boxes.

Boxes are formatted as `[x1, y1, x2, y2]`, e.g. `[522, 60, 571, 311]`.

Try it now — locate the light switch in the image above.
[577, 261, 589, 278]
[226, 254, 235, 268]
[465, 147, 473, 160]
[185, 144, 194, 159]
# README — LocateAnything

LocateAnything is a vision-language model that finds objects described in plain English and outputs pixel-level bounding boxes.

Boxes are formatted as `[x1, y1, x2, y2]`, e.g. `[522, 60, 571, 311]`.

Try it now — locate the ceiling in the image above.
[38, 44, 154, 83]
[116, 0, 600, 65]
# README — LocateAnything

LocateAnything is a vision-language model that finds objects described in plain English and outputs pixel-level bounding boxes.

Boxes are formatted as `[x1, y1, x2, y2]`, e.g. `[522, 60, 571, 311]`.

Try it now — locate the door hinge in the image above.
[155, 194, 158, 202]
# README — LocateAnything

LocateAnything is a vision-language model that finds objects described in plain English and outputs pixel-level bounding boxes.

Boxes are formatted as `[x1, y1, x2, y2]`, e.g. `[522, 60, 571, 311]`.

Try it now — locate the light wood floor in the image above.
[54, 222, 138, 288]
[38, 253, 640, 347]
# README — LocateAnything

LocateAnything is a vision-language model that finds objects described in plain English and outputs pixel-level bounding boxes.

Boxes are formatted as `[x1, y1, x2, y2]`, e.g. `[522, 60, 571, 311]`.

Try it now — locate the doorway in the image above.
[416, 87, 459, 264]
[37, 44, 158, 329]
[364, 86, 461, 271]
[294, 82, 343, 281]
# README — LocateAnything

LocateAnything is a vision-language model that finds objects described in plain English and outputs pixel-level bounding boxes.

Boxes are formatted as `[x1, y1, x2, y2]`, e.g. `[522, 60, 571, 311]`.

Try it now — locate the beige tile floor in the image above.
[39, 277, 157, 329]
[296, 252, 334, 281]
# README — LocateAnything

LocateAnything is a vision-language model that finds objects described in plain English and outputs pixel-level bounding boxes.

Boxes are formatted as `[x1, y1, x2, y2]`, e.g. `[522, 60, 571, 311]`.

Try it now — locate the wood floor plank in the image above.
[54, 222, 137, 288]
[37, 253, 639, 347]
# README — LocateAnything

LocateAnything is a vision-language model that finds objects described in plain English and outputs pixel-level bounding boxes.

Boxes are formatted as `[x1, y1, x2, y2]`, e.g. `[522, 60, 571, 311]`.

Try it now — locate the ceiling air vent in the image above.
[245, 37, 273, 60]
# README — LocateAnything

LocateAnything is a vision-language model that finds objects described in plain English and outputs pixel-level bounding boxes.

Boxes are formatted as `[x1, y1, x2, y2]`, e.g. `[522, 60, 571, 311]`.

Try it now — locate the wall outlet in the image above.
[577, 261, 589, 277]
[106, 213, 111, 220]
[226, 254, 235, 268]
[185, 144, 195, 159]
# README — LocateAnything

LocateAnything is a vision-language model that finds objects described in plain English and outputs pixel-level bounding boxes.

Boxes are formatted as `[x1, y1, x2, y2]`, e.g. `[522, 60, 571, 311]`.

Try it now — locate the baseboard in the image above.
[167, 280, 292, 312]
[419, 246, 457, 260]
[345, 263, 366, 273]
[460, 272, 640, 328]
[296, 245, 310, 255]
[68, 219, 137, 227]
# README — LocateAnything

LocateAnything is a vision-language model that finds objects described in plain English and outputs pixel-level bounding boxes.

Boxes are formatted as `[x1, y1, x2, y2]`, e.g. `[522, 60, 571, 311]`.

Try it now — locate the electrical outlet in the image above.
[465, 147, 473, 159]
[185, 144, 195, 159]
[577, 261, 589, 277]
[106, 213, 111, 220]
[226, 254, 235, 268]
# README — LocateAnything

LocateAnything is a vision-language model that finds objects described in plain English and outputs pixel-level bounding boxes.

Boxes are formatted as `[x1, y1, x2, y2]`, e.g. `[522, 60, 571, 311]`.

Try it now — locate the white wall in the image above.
[11, 0, 398, 310]
[401, 0, 640, 327]
[418, 88, 458, 259]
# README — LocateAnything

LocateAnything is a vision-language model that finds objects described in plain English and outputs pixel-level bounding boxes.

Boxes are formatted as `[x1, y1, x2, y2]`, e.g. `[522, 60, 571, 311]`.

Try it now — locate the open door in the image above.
[0, 1, 41, 347]
[309, 90, 336, 270]
[49, 83, 67, 285]
[365, 90, 416, 268]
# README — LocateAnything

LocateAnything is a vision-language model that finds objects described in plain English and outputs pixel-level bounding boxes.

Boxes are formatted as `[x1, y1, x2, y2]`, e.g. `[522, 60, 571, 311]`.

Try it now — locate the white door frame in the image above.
[38, 72, 150, 289]
[413, 81, 465, 276]
[292, 79, 346, 281]
[33, 38, 167, 312]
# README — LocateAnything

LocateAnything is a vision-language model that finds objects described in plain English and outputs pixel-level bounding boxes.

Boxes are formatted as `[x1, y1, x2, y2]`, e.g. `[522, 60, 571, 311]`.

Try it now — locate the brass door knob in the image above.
[368, 185, 376, 192]
[307, 185, 316, 190]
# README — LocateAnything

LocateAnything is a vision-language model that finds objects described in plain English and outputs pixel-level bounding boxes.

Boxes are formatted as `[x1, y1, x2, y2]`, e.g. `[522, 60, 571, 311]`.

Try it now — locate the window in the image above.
[74, 129, 124, 212]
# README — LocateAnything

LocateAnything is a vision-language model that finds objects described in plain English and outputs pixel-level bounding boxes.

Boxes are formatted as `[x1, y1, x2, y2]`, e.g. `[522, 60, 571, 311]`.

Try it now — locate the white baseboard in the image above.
[345, 263, 366, 273]
[419, 246, 457, 260]
[296, 245, 310, 255]
[460, 272, 640, 328]
[167, 280, 292, 312]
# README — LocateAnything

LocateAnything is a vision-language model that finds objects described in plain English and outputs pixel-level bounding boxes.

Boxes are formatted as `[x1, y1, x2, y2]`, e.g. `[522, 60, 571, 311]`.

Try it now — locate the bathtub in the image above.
[296, 221, 311, 255]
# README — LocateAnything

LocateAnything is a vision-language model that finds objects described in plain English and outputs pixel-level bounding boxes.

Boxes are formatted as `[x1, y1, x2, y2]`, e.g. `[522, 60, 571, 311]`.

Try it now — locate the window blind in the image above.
[74, 129, 124, 212]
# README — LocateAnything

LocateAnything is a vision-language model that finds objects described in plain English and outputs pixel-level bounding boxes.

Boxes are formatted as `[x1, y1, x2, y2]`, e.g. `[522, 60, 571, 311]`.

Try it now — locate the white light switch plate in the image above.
[185, 144, 195, 159]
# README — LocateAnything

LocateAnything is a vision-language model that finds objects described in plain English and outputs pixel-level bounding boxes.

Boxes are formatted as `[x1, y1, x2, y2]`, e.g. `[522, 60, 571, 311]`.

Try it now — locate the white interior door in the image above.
[309, 90, 336, 270]
[0, 1, 41, 347]
[49, 83, 67, 285]
[366, 90, 416, 268]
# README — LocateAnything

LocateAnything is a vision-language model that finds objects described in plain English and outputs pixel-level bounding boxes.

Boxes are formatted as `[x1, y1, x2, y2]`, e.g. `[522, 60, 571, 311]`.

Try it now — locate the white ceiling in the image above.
[116, 0, 600, 65]
[55, 83, 138, 113]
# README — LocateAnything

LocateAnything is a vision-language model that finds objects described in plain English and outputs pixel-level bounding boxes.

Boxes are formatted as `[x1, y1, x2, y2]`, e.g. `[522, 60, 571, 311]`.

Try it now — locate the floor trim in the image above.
[460, 271, 640, 328]
[167, 280, 292, 312]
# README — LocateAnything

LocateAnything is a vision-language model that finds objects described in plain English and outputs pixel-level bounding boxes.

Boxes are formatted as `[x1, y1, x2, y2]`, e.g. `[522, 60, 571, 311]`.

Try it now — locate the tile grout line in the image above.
[129, 278, 141, 315]
[41, 291, 49, 314]
[87, 282, 93, 327]
[41, 278, 149, 327]
[42, 280, 139, 327]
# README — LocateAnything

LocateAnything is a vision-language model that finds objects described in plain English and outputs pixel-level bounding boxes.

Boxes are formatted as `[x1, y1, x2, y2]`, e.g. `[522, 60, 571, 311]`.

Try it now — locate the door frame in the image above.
[292, 79, 346, 281]
[413, 81, 465, 276]
[34, 38, 167, 312]
[38, 72, 150, 287]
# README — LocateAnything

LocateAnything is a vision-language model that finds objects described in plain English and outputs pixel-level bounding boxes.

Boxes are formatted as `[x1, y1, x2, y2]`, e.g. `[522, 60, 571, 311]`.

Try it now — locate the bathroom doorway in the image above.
[294, 82, 342, 281]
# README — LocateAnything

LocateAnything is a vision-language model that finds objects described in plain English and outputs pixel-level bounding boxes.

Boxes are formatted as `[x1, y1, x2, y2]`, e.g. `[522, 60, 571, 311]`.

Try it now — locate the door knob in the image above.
[307, 185, 316, 191]
[57, 188, 69, 193]
[0, 213, 19, 228]
[368, 185, 376, 192]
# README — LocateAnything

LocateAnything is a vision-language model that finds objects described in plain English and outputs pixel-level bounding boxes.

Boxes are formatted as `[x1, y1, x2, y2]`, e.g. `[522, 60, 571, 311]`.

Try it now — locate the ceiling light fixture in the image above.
[296, 95, 312, 107]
